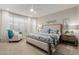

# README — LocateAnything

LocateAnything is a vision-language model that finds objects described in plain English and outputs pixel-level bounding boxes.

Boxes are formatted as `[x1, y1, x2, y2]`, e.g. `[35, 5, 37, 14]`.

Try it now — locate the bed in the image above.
[26, 24, 62, 54]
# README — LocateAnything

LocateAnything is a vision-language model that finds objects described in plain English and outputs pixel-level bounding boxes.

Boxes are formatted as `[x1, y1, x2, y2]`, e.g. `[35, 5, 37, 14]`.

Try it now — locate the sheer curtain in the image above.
[10, 13, 27, 37]
[9, 13, 37, 36]
[1, 11, 37, 42]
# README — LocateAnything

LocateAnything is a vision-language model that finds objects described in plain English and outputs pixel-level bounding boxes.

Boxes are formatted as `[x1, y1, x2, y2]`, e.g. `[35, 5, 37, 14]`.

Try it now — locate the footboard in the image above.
[26, 37, 56, 54]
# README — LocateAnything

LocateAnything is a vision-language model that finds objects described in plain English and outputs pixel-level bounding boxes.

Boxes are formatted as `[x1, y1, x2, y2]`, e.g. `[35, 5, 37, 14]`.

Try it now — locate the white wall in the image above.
[37, 7, 78, 25]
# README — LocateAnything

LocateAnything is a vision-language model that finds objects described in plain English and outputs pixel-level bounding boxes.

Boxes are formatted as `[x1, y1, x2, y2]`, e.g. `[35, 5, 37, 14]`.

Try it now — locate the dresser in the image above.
[60, 35, 78, 46]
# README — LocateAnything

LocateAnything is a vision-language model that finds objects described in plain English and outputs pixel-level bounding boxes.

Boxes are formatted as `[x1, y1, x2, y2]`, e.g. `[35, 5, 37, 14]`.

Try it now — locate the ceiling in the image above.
[0, 4, 78, 17]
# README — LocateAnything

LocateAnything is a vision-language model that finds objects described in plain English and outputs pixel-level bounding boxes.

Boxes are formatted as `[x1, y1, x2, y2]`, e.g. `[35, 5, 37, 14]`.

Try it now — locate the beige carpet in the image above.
[0, 39, 46, 55]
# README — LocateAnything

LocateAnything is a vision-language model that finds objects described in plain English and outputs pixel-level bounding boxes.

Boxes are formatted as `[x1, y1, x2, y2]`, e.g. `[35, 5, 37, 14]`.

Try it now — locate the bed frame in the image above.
[26, 24, 62, 55]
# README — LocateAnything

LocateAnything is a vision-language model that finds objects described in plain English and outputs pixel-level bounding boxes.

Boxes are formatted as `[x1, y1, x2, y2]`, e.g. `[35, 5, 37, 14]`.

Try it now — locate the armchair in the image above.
[8, 29, 22, 42]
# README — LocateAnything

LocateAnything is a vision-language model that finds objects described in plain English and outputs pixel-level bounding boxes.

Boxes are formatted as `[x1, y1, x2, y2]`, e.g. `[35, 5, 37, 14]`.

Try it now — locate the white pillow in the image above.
[40, 27, 50, 33]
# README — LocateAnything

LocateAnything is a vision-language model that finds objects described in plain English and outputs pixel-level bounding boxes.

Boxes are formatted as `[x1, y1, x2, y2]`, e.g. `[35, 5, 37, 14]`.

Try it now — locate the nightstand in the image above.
[60, 35, 78, 46]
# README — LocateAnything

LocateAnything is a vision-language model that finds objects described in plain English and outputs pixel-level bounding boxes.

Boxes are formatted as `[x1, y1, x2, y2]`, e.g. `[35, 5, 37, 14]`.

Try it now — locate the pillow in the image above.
[50, 29, 59, 34]
[8, 30, 14, 39]
[40, 26, 50, 33]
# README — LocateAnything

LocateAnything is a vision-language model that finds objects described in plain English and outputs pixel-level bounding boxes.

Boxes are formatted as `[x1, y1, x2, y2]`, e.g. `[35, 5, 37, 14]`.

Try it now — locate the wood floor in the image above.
[0, 39, 46, 55]
[0, 39, 78, 55]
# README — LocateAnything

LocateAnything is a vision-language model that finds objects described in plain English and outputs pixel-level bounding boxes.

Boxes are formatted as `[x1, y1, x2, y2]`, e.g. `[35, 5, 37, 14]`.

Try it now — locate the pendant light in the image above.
[30, 4, 36, 14]
[30, 4, 34, 12]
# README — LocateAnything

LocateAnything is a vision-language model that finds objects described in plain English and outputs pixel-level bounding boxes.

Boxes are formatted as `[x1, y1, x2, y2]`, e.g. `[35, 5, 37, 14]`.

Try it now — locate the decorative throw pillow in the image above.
[50, 29, 57, 34]
[8, 30, 14, 39]
[40, 26, 50, 33]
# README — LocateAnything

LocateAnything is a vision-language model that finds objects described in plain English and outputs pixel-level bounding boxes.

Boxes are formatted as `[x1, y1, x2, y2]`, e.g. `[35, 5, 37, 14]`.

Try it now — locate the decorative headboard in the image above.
[43, 24, 62, 34]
